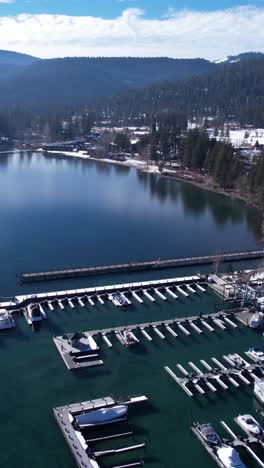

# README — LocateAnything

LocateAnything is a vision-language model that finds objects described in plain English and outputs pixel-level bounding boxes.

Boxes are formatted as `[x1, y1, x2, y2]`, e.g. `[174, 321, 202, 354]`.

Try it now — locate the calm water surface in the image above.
[0, 152, 263, 468]
[0, 152, 261, 296]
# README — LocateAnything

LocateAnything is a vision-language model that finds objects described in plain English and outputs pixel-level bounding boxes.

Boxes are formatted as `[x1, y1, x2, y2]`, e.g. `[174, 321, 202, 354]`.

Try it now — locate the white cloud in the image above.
[0, 6, 263, 60]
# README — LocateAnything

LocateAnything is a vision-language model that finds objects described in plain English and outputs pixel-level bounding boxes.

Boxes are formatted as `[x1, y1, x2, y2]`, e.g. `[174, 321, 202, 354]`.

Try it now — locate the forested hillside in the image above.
[95, 57, 264, 126]
[0, 50, 39, 79]
[0, 57, 216, 108]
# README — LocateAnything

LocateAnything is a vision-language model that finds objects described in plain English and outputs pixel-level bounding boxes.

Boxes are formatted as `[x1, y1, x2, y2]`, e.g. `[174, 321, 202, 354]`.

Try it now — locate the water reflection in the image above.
[135, 170, 261, 236]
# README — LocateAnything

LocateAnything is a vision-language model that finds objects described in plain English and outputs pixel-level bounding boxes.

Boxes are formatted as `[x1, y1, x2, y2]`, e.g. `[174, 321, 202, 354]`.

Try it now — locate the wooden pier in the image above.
[19, 248, 264, 283]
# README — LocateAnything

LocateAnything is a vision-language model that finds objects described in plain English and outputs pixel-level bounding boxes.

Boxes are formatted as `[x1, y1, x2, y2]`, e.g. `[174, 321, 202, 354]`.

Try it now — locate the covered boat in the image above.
[0, 310, 15, 330]
[27, 304, 42, 322]
[249, 312, 264, 329]
[75, 405, 128, 428]
[217, 446, 246, 468]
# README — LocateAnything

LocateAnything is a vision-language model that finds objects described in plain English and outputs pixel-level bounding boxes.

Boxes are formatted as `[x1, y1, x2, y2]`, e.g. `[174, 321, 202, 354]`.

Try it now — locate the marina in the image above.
[1, 150, 264, 468]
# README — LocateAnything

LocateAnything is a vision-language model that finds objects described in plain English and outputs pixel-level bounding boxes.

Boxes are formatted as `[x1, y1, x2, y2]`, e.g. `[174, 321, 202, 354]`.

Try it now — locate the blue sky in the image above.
[0, 1, 263, 59]
[1, 0, 264, 17]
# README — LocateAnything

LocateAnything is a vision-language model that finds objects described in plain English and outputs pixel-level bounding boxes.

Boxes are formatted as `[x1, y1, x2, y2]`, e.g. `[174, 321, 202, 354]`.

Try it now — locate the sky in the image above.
[0, 0, 264, 59]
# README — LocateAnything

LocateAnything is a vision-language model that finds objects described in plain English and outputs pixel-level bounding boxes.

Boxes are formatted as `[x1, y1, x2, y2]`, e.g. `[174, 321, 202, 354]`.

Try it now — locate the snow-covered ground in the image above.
[46, 150, 90, 159]
[229, 129, 264, 146]
[46, 150, 159, 174]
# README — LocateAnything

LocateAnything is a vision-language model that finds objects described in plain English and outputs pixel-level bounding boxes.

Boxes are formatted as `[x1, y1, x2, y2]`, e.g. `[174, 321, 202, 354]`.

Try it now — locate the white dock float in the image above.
[187, 285, 196, 294]
[122, 293, 131, 305]
[39, 304, 47, 319]
[128, 330, 139, 343]
[223, 316, 237, 328]
[196, 284, 206, 292]
[102, 333, 112, 348]
[211, 358, 227, 371]
[189, 321, 202, 334]
[88, 297, 95, 306]
[205, 381, 217, 392]
[213, 318, 226, 330]
[115, 332, 124, 345]
[177, 323, 190, 336]
[220, 421, 237, 440]
[140, 328, 152, 342]
[164, 366, 193, 397]
[228, 376, 239, 388]
[48, 302, 54, 311]
[188, 362, 204, 376]
[77, 297, 85, 307]
[68, 298, 74, 309]
[177, 364, 189, 376]
[177, 286, 188, 297]
[143, 290, 155, 302]
[152, 326, 165, 340]
[165, 324, 178, 338]
[223, 355, 236, 367]
[194, 383, 205, 395]
[215, 376, 228, 390]
[201, 320, 214, 332]
[237, 373, 251, 385]
[200, 360, 213, 372]
[154, 289, 167, 301]
[132, 291, 143, 304]
[250, 371, 261, 382]
[165, 287, 178, 299]
[58, 300, 64, 310]
[98, 296, 104, 305]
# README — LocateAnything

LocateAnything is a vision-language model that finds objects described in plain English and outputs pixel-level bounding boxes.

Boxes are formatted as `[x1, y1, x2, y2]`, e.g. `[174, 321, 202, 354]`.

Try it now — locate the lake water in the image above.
[0, 152, 264, 468]
[0, 151, 261, 297]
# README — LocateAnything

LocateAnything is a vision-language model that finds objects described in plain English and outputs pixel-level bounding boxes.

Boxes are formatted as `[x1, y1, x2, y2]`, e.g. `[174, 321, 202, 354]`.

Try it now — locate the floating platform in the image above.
[0, 274, 206, 311]
[165, 350, 264, 398]
[53, 395, 148, 468]
[53, 332, 103, 370]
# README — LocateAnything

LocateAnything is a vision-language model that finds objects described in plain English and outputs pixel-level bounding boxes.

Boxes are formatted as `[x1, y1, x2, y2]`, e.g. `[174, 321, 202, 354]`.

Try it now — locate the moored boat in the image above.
[75, 405, 128, 428]
[27, 304, 42, 323]
[254, 379, 264, 404]
[216, 446, 246, 468]
[236, 414, 263, 438]
[249, 312, 264, 329]
[0, 309, 15, 330]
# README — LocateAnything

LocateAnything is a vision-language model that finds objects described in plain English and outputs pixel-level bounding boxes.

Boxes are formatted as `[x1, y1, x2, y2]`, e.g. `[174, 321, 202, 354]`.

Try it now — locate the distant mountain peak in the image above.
[214, 51, 264, 65]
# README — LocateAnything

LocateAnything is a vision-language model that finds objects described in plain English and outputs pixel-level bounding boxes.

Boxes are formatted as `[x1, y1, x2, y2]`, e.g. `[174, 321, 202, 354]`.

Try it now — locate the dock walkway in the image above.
[19, 249, 264, 282]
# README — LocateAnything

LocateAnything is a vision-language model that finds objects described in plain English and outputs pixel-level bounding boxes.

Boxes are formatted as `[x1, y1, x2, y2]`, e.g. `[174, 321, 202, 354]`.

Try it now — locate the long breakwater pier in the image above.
[19, 249, 264, 283]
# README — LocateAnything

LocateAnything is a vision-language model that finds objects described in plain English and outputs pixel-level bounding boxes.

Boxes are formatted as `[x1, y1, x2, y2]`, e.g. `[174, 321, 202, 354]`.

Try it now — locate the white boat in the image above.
[75, 405, 128, 428]
[216, 446, 246, 468]
[247, 346, 264, 362]
[236, 414, 263, 437]
[120, 330, 139, 347]
[27, 304, 43, 322]
[227, 354, 249, 368]
[254, 379, 264, 404]
[0, 309, 15, 330]
[249, 312, 264, 329]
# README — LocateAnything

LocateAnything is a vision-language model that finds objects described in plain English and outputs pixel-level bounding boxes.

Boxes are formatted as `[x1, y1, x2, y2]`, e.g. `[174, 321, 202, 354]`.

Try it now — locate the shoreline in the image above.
[8, 148, 263, 214]
[73, 152, 261, 212]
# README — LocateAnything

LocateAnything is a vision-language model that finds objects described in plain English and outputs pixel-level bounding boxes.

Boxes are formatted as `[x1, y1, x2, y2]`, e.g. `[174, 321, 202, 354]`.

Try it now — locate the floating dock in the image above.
[53, 332, 103, 370]
[165, 350, 264, 398]
[0, 275, 206, 311]
[53, 394, 148, 468]
[19, 248, 264, 282]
